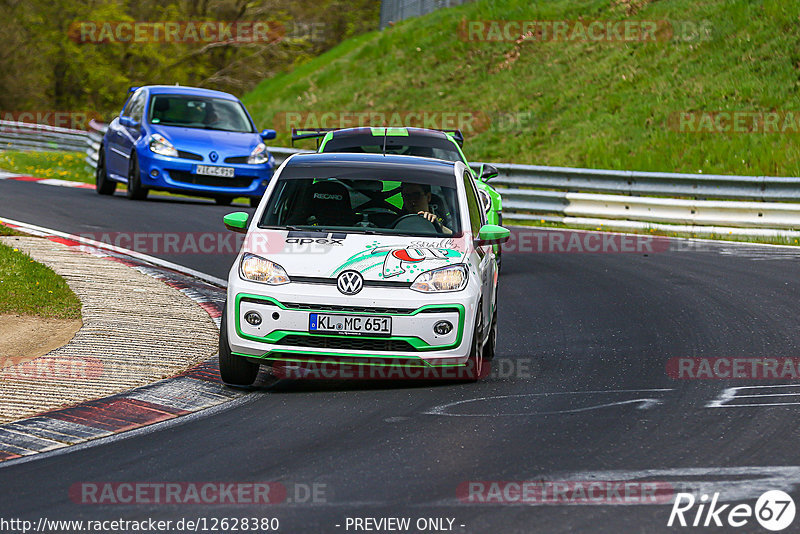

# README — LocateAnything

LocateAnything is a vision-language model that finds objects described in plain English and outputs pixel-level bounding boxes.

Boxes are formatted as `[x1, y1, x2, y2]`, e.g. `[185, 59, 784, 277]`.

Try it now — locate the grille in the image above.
[291, 276, 411, 288]
[277, 335, 418, 352]
[168, 170, 254, 189]
[224, 155, 249, 164]
[177, 150, 203, 161]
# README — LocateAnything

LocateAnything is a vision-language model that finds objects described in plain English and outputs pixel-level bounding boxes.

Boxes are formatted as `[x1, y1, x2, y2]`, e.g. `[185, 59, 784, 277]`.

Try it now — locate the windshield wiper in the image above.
[260, 225, 309, 231]
[345, 229, 381, 235]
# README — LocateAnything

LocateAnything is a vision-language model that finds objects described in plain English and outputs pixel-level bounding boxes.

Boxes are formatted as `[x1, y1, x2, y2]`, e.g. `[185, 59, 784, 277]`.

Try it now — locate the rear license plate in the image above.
[195, 165, 234, 177]
[309, 313, 392, 336]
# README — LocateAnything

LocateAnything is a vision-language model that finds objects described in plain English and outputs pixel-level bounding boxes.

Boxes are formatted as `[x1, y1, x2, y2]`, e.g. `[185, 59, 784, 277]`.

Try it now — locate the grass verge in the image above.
[0, 151, 87, 182]
[242, 0, 800, 177]
[0, 240, 82, 319]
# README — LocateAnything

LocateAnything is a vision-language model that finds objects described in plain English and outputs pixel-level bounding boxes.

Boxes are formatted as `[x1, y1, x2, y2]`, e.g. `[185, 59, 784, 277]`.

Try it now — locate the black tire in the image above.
[218, 308, 260, 386]
[249, 197, 261, 208]
[126, 153, 148, 200]
[214, 196, 233, 206]
[483, 306, 497, 361]
[463, 304, 485, 381]
[95, 146, 117, 195]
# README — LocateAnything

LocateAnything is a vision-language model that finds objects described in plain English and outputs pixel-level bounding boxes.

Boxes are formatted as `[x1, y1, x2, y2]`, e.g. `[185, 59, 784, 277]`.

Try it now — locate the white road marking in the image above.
[425, 389, 672, 417]
[707, 384, 800, 408]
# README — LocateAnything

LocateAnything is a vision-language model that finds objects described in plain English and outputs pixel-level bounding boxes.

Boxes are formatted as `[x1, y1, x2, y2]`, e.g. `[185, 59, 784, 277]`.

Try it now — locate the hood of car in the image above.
[243, 230, 467, 283]
[149, 124, 260, 155]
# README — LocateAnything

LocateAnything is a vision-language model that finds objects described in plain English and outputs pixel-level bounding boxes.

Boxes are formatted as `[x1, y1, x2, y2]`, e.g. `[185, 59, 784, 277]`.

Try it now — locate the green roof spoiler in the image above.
[291, 128, 339, 148]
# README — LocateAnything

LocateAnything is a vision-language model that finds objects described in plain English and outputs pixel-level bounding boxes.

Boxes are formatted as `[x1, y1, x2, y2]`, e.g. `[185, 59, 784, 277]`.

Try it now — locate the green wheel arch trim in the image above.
[234, 293, 465, 352]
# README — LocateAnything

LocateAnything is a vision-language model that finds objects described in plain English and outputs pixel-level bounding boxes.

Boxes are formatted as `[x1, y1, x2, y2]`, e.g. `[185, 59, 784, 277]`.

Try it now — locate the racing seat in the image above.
[308, 181, 356, 227]
[428, 192, 452, 228]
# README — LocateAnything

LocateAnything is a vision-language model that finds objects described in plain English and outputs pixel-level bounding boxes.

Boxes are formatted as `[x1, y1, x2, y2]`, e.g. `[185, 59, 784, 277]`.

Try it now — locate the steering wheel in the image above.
[391, 213, 443, 233]
[357, 197, 403, 215]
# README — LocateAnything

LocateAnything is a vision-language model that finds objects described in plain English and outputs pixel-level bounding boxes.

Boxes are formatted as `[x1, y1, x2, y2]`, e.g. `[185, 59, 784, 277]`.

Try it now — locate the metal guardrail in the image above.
[487, 162, 800, 202]
[0, 120, 91, 152]
[5, 119, 800, 235]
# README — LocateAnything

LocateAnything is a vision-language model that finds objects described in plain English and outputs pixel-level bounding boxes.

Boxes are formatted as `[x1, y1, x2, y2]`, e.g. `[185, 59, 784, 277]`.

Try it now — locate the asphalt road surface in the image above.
[2, 180, 800, 533]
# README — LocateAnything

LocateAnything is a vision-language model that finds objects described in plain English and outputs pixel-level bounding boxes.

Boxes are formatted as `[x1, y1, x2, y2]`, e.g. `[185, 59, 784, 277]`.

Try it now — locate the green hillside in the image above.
[242, 0, 800, 176]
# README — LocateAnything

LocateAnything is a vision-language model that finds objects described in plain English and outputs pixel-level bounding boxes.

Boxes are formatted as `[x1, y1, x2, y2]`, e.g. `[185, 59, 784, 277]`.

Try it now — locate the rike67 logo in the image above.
[668, 490, 796, 531]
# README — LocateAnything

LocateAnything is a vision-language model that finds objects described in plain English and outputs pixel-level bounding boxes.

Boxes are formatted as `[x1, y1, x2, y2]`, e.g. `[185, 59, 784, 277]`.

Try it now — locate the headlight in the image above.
[477, 188, 492, 213]
[247, 143, 269, 164]
[148, 134, 178, 157]
[239, 253, 290, 285]
[411, 264, 468, 293]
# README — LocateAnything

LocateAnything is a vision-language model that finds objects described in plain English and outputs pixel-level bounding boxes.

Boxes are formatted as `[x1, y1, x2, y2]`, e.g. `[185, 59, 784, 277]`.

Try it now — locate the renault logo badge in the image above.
[337, 271, 364, 295]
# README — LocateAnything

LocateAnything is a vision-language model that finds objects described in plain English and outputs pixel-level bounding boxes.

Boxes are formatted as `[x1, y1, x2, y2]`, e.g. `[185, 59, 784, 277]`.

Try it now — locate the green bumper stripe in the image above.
[232, 351, 464, 368]
[234, 294, 465, 351]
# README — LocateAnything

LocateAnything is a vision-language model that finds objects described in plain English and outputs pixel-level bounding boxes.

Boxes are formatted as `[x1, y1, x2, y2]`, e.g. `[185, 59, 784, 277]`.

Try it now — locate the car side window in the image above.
[462, 170, 484, 238]
[121, 94, 134, 117]
[128, 91, 145, 123]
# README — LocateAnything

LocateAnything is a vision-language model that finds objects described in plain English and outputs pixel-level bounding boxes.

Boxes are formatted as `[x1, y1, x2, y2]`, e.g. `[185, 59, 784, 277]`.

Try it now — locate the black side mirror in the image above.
[481, 164, 499, 181]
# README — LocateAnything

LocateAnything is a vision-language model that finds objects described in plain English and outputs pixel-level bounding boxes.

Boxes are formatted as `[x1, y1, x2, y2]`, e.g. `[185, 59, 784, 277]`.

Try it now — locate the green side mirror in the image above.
[223, 212, 249, 233]
[475, 224, 510, 246]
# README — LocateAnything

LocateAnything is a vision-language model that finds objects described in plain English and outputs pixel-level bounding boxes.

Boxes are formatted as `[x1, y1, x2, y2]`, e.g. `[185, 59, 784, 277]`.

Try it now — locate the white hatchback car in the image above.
[220, 152, 509, 385]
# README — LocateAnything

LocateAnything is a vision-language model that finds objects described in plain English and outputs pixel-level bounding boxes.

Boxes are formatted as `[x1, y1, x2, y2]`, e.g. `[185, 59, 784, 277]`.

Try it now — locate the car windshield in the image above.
[259, 168, 462, 237]
[148, 95, 254, 133]
[324, 135, 464, 164]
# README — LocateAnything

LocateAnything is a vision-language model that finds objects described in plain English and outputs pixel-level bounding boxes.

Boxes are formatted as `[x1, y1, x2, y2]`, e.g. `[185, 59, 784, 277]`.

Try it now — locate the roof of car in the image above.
[329, 127, 454, 141]
[142, 85, 239, 100]
[284, 152, 460, 174]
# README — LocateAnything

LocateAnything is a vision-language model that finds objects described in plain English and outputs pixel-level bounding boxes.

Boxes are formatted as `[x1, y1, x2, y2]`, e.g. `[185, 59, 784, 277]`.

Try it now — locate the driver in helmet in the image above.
[400, 182, 452, 235]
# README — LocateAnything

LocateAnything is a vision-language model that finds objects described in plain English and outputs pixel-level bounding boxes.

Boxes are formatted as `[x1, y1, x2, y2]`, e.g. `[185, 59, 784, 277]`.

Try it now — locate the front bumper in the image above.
[137, 151, 273, 197]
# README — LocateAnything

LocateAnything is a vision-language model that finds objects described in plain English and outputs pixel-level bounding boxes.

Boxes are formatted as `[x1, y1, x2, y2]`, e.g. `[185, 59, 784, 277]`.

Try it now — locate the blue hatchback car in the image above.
[96, 85, 276, 206]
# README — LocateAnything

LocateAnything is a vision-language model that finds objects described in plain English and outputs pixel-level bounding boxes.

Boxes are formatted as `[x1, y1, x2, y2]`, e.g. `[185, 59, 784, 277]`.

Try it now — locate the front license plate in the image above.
[195, 165, 235, 177]
[309, 313, 392, 336]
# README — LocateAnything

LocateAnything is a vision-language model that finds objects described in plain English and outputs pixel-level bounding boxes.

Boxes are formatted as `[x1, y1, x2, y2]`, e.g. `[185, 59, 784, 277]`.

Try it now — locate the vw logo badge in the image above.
[337, 271, 364, 295]
[209, 151, 219, 162]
